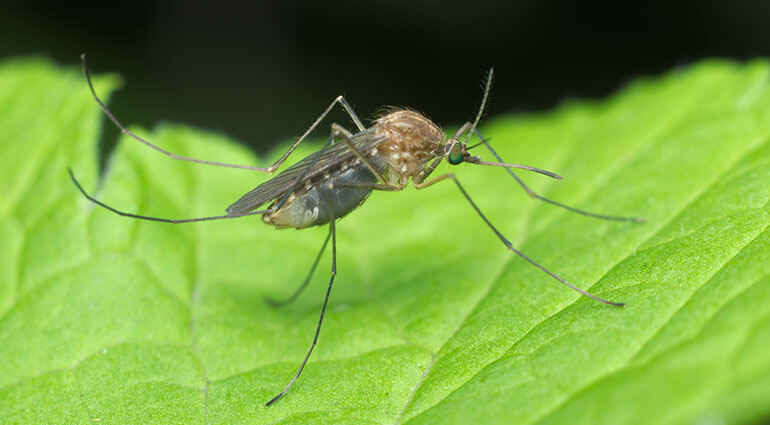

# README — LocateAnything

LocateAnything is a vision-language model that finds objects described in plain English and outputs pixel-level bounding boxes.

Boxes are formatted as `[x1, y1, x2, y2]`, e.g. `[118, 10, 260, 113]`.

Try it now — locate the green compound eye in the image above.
[448, 143, 464, 165]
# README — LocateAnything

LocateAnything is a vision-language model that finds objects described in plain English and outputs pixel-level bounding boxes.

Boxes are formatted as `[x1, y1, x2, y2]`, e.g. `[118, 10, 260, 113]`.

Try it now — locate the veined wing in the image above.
[226, 128, 387, 214]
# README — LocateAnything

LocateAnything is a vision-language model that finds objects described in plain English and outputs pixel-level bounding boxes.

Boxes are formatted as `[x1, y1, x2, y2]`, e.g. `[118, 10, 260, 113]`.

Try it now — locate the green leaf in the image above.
[0, 57, 768, 425]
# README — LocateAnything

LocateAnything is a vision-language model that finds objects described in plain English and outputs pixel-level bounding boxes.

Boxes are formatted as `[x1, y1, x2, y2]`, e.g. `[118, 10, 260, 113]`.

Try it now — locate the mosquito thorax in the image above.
[371, 110, 443, 185]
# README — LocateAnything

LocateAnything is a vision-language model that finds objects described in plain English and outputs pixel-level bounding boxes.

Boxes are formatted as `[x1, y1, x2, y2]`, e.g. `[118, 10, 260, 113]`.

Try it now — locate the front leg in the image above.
[414, 172, 624, 307]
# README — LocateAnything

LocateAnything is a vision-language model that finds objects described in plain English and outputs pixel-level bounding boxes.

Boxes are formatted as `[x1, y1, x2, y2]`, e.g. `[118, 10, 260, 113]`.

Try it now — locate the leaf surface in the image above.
[0, 57, 768, 425]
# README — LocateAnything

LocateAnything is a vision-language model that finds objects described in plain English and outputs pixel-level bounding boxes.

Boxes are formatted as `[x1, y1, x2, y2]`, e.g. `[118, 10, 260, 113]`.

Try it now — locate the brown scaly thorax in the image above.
[371, 110, 444, 186]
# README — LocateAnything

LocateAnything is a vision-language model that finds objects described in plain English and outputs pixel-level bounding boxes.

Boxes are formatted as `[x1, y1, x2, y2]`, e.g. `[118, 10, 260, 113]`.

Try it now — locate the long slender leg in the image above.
[455, 68, 640, 222]
[330, 124, 354, 143]
[81, 54, 365, 174]
[476, 134, 644, 223]
[332, 124, 396, 187]
[264, 230, 331, 307]
[79, 120, 339, 224]
[265, 184, 339, 407]
[69, 169, 269, 223]
[414, 173, 624, 307]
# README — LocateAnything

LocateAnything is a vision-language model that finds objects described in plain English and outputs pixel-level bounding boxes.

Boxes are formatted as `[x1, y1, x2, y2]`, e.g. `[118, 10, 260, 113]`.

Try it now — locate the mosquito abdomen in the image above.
[263, 162, 379, 229]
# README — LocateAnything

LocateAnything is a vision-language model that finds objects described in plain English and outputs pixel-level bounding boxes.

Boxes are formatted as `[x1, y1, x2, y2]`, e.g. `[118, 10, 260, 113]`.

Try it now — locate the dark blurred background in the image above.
[2, 0, 770, 155]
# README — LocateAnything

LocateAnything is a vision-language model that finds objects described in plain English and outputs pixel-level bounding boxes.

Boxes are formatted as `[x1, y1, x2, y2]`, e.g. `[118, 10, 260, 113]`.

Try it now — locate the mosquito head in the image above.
[447, 139, 464, 164]
[444, 136, 482, 166]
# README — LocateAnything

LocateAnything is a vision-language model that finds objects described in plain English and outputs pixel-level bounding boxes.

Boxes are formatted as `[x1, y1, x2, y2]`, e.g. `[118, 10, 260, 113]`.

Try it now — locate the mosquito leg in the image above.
[69, 169, 270, 223]
[81, 54, 265, 171]
[265, 184, 339, 407]
[267, 95, 363, 173]
[414, 173, 624, 306]
[477, 135, 644, 223]
[81, 54, 365, 174]
[264, 230, 331, 307]
[331, 124, 354, 142]
[331, 124, 394, 186]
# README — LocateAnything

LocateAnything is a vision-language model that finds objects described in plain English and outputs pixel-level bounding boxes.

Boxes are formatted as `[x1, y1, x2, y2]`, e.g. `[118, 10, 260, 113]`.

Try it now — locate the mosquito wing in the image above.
[226, 128, 387, 215]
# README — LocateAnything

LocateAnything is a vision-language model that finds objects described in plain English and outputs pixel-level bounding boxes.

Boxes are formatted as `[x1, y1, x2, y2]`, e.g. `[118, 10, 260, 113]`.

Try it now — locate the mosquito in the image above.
[69, 54, 643, 407]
